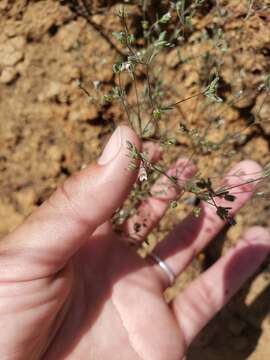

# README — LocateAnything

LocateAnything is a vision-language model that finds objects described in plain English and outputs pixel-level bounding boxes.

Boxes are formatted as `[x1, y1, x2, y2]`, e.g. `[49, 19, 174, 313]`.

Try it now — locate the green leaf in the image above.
[153, 109, 162, 120]
[204, 76, 223, 103]
[228, 217, 236, 226]
[171, 201, 178, 209]
[216, 206, 232, 220]
[159, 12, 172, 24]
[224, 194, 236, 202]
[262, 161, 270, 178]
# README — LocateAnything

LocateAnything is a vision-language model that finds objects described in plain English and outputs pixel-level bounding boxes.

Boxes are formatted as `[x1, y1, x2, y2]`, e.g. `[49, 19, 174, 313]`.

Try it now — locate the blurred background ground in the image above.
[0, 1, 269, 359]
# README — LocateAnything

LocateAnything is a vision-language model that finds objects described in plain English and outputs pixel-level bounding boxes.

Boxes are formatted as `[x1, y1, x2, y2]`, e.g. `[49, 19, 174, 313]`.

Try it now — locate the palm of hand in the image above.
[43, 223, 184, 360]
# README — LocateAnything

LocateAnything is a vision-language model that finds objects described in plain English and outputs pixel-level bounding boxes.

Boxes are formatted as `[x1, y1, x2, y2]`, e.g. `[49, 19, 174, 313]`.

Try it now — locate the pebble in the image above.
[0, 36, 25, 67]
[0, 0, 8, 11]
[14, 188, 36, 214]
[0, 44, 23, 67]
[47, 145, 62, 162]
[166, 48, 181, 68]
[0, 67, 18, 84]
[68, 105, 99, 122]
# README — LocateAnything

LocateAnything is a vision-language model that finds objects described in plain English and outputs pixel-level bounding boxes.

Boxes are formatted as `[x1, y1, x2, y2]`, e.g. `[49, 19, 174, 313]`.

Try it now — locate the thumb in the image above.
[0, 126, 140, 280]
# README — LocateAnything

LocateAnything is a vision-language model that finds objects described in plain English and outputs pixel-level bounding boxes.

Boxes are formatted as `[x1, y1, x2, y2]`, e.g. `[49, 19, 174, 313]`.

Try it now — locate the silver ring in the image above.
[149, 252, 176, 286]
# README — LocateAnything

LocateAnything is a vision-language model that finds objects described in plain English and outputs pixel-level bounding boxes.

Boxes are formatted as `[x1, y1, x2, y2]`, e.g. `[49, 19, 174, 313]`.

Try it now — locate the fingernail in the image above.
[98, 127, 122, 166]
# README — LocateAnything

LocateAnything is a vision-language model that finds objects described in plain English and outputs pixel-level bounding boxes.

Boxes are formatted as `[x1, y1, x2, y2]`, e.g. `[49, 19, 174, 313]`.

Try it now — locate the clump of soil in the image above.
[0, 1, 269, 359]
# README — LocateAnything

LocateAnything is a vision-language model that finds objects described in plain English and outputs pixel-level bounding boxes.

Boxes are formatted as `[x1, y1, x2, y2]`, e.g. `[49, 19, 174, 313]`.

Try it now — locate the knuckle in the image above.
[195, 276, 219, 313]
[48, 173, 86, 223]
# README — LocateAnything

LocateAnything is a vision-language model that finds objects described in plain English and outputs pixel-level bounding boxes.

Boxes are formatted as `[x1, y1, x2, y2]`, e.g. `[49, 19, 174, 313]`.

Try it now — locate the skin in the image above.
[0, 126, 269, 360]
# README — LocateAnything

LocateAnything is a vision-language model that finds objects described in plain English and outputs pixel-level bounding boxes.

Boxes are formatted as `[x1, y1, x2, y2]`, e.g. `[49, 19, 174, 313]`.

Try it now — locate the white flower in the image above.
[159, 12, 171, 24]
[139, 166, 148, 182]
[92, 80, 100, 89]
[125, 62, 132, 72]
[120, 62, 132, 72]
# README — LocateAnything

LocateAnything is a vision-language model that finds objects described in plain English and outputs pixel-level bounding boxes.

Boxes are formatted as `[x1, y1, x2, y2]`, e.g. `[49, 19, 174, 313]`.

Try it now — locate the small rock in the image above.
[0, 0, 9, 11]
[0, 67, 18, 84]
[9, 36, 26, 49]
[0, 46, 23, 67]
[91, 14, 103, 26]
[37, 81, 62, 101]
[68, 105, 99, 122]
[243, 137, 269, 162]
[234, 92, 257, 109]
[0, 39, 24, 67]
[47, 145, 62, 162]
[4, 22, 21, 38]
[61, 64, 80, 84]
[14, 188, 36, 215]
[166, 48, 181, 68]
[57, 22, 82, 51]
[47, 81, 61, 98]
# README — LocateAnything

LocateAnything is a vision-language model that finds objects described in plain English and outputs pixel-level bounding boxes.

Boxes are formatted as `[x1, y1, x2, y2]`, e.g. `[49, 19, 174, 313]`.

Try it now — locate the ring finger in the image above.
[153, 160, 262, 282]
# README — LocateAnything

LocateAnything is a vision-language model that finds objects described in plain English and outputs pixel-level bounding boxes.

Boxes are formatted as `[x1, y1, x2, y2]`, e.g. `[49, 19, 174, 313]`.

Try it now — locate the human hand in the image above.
[0, 126, 269, 360]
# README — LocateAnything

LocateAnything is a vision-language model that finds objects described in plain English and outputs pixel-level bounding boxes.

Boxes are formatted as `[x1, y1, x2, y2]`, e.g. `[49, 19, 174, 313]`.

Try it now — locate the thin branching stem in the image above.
[118, 73, 132, 126]
[133, 75, 142, 135]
